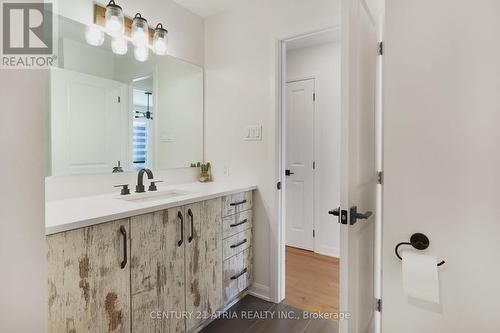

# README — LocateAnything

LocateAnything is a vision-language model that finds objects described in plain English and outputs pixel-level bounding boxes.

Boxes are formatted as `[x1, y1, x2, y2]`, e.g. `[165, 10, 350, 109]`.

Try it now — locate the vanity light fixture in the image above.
[111, 36, 128, 55]
[104, 0, 124, 38]
[90, 4, 169, 60]
[131, 13, 149, 48]
[152, 23, 168, 55]
[85, 24, 104, 46]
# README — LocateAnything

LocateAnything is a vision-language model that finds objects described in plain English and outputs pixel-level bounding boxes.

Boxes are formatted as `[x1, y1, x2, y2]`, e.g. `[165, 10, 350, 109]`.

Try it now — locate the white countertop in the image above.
[46, 182, 257, 235]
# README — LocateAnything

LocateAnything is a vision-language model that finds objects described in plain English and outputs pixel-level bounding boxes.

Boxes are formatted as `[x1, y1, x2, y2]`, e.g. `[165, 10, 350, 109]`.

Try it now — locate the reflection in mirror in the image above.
[132, 76, 153, 171]
[47, 15, 203, 176]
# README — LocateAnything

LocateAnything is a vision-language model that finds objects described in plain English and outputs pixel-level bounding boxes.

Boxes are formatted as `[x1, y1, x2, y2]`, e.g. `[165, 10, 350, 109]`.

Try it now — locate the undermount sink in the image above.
[117, 189, 194, 203]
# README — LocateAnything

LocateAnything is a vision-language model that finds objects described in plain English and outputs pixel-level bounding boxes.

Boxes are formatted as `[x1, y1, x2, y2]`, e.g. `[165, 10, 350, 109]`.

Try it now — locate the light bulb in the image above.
[105, 0, 124, 38]
[85, 25, 104, 46]
[112, 37, 128, 55]
[134, 46, 149, 62]
[152, 23, 168, 55]
[131, 13, 149, 48]
[133, 30, 148, 47]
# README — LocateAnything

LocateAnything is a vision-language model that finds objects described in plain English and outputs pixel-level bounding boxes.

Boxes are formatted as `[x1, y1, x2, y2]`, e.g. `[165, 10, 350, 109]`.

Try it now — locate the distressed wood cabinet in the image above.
[130, 209, 185, 333]
[129, 199, 223, 333]
[221, 191, 254, 303]
[47, 219, 131, 333]
[185, 198, 223, 331]
[47, 191, 252, 333]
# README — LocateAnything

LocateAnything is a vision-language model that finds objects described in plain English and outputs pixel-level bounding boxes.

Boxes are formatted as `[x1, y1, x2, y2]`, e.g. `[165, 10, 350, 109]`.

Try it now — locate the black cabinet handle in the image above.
[188, 209, 194, 243]
[230, 219, 248, 228]
[120, 226, 127, 269]
[230, 238, 247, 249]
[230, 268, 248, 280]
[178, 211, 184, 247]
[230, 200, 247, 207]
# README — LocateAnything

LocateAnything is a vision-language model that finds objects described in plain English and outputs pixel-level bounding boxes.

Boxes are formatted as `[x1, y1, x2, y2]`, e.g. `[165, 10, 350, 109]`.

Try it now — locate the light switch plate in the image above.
[244, 125, 262, 141]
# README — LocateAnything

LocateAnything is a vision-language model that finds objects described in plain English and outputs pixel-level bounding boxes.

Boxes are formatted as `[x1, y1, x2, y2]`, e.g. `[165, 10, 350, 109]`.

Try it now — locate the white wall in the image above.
[155, 59, 204, 170]
[205, 0, 340, 300]
[56, 0, 205, 66]
[383, 1, 500, 332]
[0, 71, 47, 332]
[286, 41, 341, 257]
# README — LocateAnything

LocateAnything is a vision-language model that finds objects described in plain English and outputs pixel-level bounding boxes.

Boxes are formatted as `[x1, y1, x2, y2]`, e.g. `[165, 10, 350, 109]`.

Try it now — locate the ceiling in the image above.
[173, 0, 243, 18]
[286, 29, 340, 51]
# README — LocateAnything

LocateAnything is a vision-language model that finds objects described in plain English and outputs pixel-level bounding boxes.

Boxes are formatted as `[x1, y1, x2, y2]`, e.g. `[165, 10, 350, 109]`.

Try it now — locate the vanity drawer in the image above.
[223, 248, 252, 303]
[222, 191, 253, 217]
[223, 210, 253, 239]
[223, 228, 252, 260]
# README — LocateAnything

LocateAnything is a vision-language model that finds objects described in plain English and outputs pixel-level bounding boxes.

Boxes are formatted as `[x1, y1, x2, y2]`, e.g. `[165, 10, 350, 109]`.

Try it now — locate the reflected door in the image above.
[50, 68, 128, 175]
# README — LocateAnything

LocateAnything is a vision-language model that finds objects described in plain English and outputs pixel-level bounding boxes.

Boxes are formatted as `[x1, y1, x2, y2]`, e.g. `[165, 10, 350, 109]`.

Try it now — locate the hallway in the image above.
[285, 246, 339, 315]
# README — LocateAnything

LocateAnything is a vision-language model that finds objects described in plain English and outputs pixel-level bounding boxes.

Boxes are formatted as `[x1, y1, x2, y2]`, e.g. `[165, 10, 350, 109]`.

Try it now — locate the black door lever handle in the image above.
[285, 169, 295, 176]
[329, 208, 340, 216]
[329, 207, 348, 225]
[350, 206, 373, 225]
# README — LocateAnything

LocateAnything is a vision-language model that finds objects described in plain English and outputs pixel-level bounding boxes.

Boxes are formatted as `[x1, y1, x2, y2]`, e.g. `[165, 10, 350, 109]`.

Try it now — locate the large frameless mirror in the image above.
[46, 14, 203, 176]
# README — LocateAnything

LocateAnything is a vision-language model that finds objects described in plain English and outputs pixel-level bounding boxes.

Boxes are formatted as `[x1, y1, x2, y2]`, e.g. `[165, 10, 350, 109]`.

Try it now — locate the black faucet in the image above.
[136, 168, 154, 193]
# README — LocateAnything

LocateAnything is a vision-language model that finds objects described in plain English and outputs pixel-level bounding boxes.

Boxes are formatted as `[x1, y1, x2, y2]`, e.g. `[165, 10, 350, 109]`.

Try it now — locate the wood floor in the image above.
[201, 247, 339, 333]
[201, 295, 338, 333]
[284, 246, 339, 315]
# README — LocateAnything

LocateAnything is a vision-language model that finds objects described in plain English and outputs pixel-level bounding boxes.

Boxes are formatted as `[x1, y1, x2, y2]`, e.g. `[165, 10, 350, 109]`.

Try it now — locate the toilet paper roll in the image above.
[402, 251, 440, 304]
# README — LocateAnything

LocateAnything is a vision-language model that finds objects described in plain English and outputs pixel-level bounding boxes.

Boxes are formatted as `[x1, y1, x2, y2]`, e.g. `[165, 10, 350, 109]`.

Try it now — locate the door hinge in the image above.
[277, 181, 282, 190]
[378, 42, 383, 55]
[313, 161, 316, 170]
[376, 298, 382, 312]
[118, 96, 121, 103]
[313, 229, 315, 238]
[313, 93, 316, 101]
[377, 171, 384, 185]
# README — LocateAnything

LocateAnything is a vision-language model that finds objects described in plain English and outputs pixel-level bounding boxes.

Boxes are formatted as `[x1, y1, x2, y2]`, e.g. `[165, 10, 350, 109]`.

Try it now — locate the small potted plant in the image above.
[191, 162, 212, 183]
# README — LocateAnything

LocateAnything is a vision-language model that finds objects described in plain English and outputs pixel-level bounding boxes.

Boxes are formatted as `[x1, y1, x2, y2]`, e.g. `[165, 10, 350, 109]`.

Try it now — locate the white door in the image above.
[285, 79, 315, 251]
[339, 0, 379, 332]
[50, 68, 128, 176]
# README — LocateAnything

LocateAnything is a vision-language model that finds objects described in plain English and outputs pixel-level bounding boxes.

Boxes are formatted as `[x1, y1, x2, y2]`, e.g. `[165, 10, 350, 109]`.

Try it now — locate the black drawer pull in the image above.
[230, 238, 247, 249]
[230, 219, 248, 228]
[188, 209, 194, 243]
[230, 268, 248, 280]
[120, 226, 127, 269]
[178, 211, 184, 247]
[230, 200, 247, 207]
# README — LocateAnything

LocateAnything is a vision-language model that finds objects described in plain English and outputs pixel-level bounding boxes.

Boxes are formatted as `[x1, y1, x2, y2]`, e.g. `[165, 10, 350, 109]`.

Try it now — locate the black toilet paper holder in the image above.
[395, 233, 445, 267]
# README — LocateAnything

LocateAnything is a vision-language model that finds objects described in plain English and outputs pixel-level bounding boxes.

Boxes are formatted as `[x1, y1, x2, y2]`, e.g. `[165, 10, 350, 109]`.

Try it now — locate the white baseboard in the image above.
[316, 244, 339, 258]
[248, 282, 271, 301]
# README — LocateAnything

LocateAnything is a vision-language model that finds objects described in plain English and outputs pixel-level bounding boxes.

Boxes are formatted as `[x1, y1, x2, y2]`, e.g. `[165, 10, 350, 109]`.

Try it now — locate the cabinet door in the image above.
[47, 219, 130, 333]
[130, 209, 186, 333]
[185, 198, 223, 331]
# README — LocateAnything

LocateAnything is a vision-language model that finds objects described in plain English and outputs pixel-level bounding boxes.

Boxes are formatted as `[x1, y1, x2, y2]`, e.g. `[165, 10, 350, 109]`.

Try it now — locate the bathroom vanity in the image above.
[46, 183, 255, 333]
[43, 12, 256, 333]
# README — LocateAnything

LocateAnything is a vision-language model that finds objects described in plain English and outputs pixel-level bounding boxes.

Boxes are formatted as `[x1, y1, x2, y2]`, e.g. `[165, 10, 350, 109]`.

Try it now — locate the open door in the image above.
[339, 0, 380, 332]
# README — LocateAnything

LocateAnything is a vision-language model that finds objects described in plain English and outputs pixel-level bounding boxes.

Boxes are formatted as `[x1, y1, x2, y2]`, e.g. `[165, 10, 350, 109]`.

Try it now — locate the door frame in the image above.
[284, 77, 316, 253]
[272, 17, 383, 333]
[273, 26, 339, 302]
